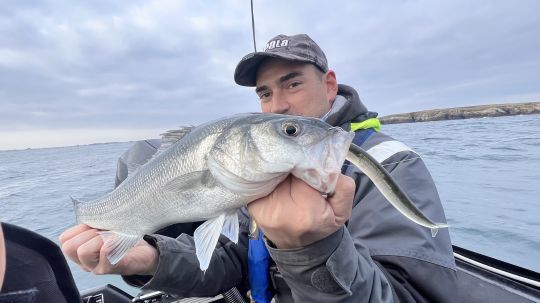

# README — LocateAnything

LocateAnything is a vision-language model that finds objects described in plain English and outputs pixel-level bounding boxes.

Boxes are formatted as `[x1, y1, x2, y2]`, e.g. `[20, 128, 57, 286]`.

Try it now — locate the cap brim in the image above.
[234, 51, 319, 87]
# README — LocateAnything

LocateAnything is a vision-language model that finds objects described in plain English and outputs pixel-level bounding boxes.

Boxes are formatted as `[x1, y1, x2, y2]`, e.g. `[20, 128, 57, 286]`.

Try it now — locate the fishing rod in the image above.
[250, 0, 257, 52]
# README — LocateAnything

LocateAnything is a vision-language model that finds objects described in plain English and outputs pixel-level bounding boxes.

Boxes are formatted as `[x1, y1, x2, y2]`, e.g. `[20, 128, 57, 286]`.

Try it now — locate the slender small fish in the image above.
[345, 143, 448, 237]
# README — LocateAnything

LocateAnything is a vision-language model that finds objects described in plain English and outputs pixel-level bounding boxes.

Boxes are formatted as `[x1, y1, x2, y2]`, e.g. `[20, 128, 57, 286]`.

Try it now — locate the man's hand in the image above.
[248, 174, 355, 249]
[59, 224, 158, 276]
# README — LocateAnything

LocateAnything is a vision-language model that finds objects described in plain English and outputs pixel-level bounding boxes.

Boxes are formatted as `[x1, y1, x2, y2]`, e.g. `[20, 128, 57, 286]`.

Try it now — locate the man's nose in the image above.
[270, 91, 290, 114]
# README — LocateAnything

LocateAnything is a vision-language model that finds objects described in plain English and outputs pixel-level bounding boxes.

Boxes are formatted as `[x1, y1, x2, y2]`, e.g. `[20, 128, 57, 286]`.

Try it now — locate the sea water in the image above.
[0, 114, 539, 295]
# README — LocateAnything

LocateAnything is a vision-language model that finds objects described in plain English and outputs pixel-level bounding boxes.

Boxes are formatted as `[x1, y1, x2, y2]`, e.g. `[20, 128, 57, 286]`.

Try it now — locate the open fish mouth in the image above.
[292, 127, 355, 193]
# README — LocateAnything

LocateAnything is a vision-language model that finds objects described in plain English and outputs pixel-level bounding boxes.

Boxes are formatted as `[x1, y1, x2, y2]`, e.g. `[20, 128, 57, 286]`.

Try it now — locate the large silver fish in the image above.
[73, 113, 355, 270]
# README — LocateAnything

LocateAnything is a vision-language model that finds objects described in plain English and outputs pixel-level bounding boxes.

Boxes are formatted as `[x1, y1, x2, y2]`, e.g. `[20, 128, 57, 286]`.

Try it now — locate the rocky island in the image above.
[379, 102, 540, 124]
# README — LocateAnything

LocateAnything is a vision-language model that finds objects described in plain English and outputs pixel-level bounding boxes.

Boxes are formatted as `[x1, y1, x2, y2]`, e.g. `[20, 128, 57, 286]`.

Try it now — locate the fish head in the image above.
[208, 114, 354, 197]
[281, 119, 354, 194]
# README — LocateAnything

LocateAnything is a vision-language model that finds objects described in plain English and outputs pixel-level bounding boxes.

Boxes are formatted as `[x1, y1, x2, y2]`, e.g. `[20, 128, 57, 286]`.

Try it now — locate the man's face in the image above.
[255, 58, 337, 118]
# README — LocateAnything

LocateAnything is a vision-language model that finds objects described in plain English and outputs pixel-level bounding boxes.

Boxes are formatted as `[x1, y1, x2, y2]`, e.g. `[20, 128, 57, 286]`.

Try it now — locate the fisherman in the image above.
[60, 34, 458, 302]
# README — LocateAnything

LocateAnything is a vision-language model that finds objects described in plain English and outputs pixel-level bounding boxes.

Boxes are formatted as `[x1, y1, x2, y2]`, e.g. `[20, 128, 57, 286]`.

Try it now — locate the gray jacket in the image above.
[121, 84, 458, 302]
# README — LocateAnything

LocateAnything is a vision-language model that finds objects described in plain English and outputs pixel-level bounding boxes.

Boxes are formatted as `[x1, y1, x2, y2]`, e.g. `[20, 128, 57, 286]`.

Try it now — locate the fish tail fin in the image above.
[97, 231, 142, 265]
[430, 223, 449, 238]
[194, 211, 239, 271]
[70, 195, 83, 224]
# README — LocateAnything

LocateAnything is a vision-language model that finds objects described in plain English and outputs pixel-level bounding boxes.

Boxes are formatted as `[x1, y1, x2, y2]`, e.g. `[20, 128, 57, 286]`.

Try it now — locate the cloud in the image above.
[0, 0, 539, 149]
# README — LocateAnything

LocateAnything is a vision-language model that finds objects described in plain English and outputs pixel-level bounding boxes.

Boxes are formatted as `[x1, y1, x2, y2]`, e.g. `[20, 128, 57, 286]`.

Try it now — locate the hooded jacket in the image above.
[121, 84, 458, 302]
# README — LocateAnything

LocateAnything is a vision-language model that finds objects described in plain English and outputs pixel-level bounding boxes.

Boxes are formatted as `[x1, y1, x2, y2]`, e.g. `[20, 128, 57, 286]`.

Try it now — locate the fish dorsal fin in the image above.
[134, 125, 195, 175]
[123, 127, 193, 179]
[157, 126, 195, 154]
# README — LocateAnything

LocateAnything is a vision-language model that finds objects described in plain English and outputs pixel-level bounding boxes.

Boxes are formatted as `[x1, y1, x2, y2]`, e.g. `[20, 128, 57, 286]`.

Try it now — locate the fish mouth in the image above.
[292, 128, 354, 193]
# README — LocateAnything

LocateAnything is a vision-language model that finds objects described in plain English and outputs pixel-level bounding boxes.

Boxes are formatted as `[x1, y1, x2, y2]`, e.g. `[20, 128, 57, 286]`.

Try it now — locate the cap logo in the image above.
[265, 39, 289, 51]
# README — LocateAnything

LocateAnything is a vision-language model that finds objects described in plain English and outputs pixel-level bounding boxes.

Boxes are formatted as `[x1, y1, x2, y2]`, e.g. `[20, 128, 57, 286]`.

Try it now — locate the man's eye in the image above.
[288, 82, 301, 89]
[259, 92, 271, 100]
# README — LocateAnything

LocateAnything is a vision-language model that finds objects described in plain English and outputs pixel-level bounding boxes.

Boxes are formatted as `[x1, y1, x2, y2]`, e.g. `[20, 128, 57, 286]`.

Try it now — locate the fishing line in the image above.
[250, 0, 257, 52]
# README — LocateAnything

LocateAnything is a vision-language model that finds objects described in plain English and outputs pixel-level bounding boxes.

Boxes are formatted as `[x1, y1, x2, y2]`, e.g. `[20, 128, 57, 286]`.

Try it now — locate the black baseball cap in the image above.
[234, 34, 328, 87]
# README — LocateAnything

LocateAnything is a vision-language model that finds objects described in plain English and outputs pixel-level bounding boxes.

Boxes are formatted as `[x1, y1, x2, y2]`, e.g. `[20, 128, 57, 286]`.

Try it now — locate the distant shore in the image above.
[379, 102, 540, 124]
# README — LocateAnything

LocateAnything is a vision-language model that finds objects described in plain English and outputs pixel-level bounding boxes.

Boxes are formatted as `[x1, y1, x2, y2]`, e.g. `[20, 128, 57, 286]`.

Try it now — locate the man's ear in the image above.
[324, 70, 338, 103]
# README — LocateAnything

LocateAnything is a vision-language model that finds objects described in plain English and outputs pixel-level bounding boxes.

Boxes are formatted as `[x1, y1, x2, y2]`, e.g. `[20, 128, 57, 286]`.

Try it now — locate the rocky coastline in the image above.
[379, 102, 540, 124]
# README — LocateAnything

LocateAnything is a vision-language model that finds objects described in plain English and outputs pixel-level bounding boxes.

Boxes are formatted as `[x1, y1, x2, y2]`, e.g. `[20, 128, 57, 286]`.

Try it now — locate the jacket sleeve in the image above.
[266, 227, 394, 303]
[265, 136, 458, 302]
[122, 208, 250, 298]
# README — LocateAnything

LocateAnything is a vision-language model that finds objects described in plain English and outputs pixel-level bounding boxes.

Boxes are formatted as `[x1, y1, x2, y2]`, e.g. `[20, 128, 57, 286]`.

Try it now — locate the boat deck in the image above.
[454, 246, 540, 302]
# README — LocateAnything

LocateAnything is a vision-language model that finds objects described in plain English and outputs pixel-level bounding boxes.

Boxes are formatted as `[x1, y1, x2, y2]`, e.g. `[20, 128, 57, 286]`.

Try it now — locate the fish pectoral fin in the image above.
[221, 211, 239, 244]
[162, 171, 212, 195]
[193, 214, 227, 271]
[193, 211, 239, 271]
[207, 155, 284, 197]
[97, 231, 142, 265]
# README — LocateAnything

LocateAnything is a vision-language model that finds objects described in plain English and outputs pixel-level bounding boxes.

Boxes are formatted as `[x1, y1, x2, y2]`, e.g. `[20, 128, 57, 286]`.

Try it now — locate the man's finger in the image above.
[78, 234, 105, 271]
[327, 175, 355, 224]
[59, 224, 92, 244]
[61, 228, 100, 264]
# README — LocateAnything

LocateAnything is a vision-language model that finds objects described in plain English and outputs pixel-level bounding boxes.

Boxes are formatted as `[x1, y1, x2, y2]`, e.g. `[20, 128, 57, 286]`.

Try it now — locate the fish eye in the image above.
[282, 122, 300, 136]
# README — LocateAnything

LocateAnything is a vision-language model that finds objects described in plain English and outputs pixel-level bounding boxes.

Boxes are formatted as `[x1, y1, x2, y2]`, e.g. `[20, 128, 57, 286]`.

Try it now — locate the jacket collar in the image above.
[324, 84, 378, 130]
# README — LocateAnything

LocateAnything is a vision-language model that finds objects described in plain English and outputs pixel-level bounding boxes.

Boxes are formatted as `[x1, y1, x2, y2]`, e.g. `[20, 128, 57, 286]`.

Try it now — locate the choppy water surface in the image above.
[0, 114, 539, 294]
[383, 114, 540, 271]
[0, 141, 140, 295]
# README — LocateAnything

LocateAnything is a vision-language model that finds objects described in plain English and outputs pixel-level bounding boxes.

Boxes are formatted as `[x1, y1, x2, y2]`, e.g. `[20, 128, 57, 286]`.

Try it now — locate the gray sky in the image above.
[1, 0, 539, 150]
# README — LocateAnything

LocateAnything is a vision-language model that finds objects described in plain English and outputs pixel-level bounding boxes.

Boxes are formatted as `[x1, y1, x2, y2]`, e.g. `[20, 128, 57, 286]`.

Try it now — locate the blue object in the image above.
[248, 229, 273, 303]
[353, 128, 375, 145]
